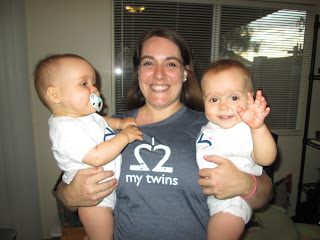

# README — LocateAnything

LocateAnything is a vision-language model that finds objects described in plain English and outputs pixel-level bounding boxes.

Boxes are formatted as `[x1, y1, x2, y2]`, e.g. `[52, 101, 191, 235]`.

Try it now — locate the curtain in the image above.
[0, 0, 42, 239]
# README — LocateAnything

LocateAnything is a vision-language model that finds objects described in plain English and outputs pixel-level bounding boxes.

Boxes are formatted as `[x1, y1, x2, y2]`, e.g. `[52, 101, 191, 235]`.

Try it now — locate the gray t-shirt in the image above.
[113, 105, 210, 240]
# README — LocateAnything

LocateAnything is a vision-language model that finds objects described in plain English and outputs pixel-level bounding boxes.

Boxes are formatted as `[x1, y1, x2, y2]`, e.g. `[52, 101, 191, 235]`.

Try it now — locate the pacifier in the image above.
[90, 94, 103, 112]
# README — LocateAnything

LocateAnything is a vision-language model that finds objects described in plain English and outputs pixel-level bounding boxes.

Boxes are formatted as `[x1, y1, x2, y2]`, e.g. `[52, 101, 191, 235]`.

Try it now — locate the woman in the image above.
[57, 28, 273, 239]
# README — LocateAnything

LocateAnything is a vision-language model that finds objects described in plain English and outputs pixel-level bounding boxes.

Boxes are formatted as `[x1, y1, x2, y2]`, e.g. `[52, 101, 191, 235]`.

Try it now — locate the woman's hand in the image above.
[198, 155, 273, 209]
[198, 155, 247, 199]
[56, 167, 118, 212]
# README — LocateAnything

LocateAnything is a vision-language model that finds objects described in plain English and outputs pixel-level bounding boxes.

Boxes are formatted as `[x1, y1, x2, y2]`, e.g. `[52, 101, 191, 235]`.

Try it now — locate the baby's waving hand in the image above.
[237, 90, 270, 129]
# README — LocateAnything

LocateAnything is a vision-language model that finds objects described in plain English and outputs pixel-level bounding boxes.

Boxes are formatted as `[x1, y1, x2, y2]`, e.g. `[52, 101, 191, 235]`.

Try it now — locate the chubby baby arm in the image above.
[83, 125, 143, 167]
[103, 116, 138, 131]
[237, 90, 277, 166]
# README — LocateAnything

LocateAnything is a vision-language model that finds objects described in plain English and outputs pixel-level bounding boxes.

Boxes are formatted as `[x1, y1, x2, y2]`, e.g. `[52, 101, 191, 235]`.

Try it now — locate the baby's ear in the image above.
[47, 87, 61, 104]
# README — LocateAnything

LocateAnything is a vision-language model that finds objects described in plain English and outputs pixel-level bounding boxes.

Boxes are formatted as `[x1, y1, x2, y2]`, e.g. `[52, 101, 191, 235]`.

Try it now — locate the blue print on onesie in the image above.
[196, 121, 262, 223]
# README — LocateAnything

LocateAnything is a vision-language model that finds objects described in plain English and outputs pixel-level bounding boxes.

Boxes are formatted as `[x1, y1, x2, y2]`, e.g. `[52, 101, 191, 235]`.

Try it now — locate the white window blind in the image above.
[113, 0, 315, 132]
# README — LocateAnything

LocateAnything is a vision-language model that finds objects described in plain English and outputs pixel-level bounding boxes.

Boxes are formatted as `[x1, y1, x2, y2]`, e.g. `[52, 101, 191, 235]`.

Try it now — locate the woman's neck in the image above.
[136, 101, 183, 126]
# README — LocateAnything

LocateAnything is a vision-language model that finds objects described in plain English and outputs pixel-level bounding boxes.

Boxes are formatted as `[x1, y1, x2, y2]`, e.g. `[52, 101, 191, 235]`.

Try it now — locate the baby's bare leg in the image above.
[79, 206, 114, 240]
[207, 212, 245, 240]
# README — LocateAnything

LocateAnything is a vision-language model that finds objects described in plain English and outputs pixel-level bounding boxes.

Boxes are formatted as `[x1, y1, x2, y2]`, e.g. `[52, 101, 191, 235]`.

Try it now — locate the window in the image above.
[113, 0, 315, 132]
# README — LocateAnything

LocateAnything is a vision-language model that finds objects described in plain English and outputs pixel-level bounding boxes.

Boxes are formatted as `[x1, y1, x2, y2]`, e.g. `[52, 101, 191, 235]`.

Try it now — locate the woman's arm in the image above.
[56, 167, 118, 212]
[198, 155, 273, 209]
[245, 171, 273, 209]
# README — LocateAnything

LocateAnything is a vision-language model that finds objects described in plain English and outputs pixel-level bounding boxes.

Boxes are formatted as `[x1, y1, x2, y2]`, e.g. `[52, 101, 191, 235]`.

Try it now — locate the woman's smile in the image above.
[150, 84, 170, 91]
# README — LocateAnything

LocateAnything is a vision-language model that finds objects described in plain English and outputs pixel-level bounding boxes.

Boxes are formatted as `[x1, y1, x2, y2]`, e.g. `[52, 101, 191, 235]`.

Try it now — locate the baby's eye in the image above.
[209, 98, 218, 103]
[81, 82, 88, 86]
[231, 96, 239, 101]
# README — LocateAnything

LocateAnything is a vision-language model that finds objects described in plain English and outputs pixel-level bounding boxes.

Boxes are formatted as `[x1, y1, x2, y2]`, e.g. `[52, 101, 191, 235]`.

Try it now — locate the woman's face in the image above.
[138, 36, 188, 110]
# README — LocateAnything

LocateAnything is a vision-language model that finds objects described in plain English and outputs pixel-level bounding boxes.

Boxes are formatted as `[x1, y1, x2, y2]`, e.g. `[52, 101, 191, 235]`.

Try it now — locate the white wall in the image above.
[26, 0, 113, 238]
[24, 0, 320, 238]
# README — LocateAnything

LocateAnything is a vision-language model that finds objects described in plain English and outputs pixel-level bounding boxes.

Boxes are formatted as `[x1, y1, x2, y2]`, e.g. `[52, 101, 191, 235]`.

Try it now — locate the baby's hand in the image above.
[237, 90, 270, 129]
[119, 117, 138, 130]
[120, 125, 143, 143]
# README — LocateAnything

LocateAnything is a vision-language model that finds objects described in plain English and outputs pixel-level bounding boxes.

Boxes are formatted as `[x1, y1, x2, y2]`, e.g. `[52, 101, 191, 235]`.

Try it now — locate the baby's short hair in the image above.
[34, 53, 85, 109]
[202, 59, 254, 93]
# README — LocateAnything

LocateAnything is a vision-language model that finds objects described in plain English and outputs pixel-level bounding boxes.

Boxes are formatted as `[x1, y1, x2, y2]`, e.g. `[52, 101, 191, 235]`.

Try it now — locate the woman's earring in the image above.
[183, 78, 187, 82]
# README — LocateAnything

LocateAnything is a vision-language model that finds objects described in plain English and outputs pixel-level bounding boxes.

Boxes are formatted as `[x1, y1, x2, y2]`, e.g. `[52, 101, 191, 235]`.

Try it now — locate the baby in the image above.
[196, 59, 277, 240]
[34, 54, 143, 240]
